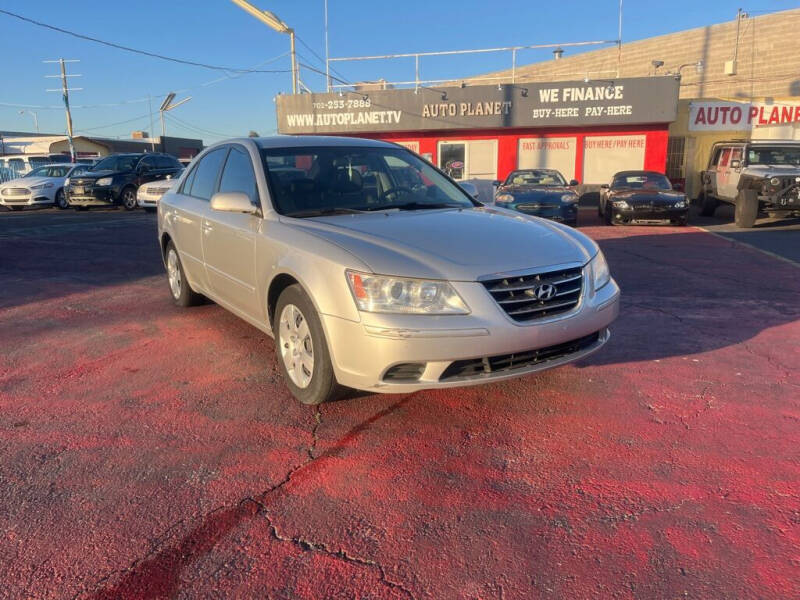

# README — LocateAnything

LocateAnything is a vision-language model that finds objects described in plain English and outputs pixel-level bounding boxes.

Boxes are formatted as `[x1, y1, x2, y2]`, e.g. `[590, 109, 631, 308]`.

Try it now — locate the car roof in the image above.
[251, 135, 398, 150]
[33, 163, 81, 168]
[613, 170, 667, 177]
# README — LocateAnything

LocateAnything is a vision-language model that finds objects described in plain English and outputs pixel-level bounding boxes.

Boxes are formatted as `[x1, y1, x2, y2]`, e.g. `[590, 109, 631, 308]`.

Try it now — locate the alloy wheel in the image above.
[166, 248, 182, 300]
[278, 303, 314, 389]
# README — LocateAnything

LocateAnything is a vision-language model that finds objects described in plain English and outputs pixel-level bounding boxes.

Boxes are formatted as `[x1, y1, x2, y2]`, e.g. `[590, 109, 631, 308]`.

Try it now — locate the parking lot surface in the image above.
[0, 207, 798, 599]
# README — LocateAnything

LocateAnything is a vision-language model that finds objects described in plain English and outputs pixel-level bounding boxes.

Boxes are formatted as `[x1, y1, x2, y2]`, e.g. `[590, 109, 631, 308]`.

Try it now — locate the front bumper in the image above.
[321, 274, 620, 393]
[67, 185, 119, 206]
[137, 193, 160, 208]
[612, 206, 688, 222]
[508, 203, 578, 225]
[0, 191, 53, 206]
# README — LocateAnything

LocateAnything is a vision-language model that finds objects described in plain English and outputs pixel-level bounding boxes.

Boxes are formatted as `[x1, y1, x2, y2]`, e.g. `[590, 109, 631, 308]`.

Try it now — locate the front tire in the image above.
[699, 191, 719, 217]
[55, 188, 69, 209]
[121, 187, 138, 210]
[165, 241, 202, 307]
[274, 284, 343, 405]
[734, 190, 758, 228]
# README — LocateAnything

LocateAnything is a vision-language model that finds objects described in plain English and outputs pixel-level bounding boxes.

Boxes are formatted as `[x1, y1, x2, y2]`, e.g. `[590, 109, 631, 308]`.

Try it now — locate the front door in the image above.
[201, 145, 260, 318]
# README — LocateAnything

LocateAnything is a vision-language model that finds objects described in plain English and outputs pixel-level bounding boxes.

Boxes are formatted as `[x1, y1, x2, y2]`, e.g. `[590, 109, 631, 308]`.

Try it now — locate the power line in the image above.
[0, 8, 292, 74]
[75, 113, 152, 133]
[295, 34, 350, 84]
[163, 113, 242, 139]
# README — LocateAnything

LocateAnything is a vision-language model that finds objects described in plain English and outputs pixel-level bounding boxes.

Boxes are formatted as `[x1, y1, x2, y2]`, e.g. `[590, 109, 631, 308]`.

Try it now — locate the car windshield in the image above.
[504, 170, 566, 186]
[612, 173, 672, 190]
[26, 166, 72, 178]
[262, 146, 476, 216]
[92, 155, 140, 172]
[747, 146, 800, 166]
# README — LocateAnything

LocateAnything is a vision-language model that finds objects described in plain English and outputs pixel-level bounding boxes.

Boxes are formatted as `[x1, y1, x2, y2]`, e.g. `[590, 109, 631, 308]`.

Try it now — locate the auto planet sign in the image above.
[689, 100, 800, 131]
[276, 77, 679, 134]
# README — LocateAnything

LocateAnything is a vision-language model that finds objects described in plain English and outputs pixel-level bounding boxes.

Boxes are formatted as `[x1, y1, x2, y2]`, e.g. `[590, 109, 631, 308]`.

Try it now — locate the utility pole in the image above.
[324, 0, 331, 92]
[148, 94, 156, 152]
[229, 0, 298, 94]
[44, 59, 82, 162]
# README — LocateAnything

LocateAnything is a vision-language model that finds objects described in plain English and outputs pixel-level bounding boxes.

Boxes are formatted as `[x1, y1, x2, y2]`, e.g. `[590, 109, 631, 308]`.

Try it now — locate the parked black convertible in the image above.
[599, 170, 689, 226]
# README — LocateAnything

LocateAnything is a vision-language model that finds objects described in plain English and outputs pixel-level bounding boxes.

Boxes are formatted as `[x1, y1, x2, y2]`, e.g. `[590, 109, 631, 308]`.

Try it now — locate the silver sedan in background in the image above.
[158, 136, 619, 405]
[137, 169, 184, 212]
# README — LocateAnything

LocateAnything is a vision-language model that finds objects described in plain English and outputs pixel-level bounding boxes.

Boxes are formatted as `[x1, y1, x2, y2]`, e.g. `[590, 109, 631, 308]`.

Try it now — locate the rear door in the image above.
[168, 148, 227, 291]
[201, 145, 261, 317]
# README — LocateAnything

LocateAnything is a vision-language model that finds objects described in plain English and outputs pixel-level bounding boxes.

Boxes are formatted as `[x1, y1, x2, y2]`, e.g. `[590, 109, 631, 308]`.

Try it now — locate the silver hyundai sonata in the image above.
[158, 136, 619, 404]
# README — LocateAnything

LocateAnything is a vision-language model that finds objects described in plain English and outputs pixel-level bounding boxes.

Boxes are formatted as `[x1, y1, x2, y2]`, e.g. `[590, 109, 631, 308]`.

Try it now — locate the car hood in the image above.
[611, 188, 685, 204]
[0, 176, 33, 188]
[19, 176, 62, 187]
[283, 206, 596, 281]
[500, 185, 572, 198]
[79, 169, 125, 179]
[744, 165, 800, 177]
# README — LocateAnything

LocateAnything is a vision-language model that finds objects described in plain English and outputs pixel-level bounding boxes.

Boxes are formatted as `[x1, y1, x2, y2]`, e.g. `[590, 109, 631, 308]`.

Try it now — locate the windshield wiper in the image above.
[364, 202, 465, 212]
[284, 207, 367, 218]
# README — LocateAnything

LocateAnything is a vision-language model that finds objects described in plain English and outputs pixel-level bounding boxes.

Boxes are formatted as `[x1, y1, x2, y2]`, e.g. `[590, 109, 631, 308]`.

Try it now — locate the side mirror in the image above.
[730, 159, 741, 169]
[492, 179, 501, 187]
[210, 191, 259, 214]
[600, 183, 610, 189]
[569, 179, 579, 186]
[459, 181, 480, 200]
[672, 182, 683, 191]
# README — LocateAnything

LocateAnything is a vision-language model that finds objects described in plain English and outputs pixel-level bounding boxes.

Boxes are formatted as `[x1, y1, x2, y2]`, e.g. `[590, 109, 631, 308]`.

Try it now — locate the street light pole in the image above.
[158, 92, 192, 151]
[18, 110, 39, 133]
[229, 0, 298, 94]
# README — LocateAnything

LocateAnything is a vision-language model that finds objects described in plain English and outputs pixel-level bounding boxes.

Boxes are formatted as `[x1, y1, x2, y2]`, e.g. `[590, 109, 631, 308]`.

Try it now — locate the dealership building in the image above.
[276, 7, 800, 200]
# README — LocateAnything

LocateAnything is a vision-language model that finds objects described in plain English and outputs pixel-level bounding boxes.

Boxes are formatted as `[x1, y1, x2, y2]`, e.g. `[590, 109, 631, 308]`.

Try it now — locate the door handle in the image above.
[202, 221, 214, 234]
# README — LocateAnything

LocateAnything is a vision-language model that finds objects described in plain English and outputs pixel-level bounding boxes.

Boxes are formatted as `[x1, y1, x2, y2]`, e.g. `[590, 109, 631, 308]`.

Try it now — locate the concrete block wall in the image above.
[466, 8, 800, 100]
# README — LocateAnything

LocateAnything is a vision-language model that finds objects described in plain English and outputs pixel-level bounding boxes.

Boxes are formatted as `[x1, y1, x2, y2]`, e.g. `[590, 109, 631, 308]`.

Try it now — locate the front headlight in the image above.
[561, 193, 579, 204]
[495, 193, 514, 204]
[590, 251, 611, 292]
[30, 182, 54, 190]
[64, 178, 71, 186]
[612, 199, 631, 209]
[346, 270, 470, 314]
[673, 199, 687, 208]
[96, 177, 113, 186]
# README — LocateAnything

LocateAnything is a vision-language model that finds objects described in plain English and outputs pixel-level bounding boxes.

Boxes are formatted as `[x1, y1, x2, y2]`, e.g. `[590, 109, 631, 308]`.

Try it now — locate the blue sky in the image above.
[0, 0, 795, 143]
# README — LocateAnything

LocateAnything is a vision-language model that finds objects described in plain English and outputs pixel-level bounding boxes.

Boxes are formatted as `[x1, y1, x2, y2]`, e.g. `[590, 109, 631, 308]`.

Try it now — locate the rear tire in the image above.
[699, 192, 719, 217]
[74, 206, 87, 211]
[734, 190, 758, 228]
[274, 284, 343, 405]
[165, 241, 202, 307]
[604, 204, 613, 225]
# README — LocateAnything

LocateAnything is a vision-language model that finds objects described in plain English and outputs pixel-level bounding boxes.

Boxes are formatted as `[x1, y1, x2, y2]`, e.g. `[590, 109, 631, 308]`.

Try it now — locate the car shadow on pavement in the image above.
[576, 227, 799, 367]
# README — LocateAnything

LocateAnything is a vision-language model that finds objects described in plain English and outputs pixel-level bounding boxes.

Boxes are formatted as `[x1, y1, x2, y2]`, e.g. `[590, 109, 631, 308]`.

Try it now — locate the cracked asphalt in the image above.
[0, 207, 798, 599]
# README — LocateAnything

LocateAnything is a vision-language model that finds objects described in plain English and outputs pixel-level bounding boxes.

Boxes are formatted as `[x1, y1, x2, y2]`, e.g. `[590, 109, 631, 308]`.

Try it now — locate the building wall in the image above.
[363, 125, 669, 201]
[466, 8, 800, 101]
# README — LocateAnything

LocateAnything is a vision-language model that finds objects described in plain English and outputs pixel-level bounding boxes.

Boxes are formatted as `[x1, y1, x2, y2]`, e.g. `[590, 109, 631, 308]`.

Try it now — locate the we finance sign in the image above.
[276, 78, 679, 134]
[689, 101, 800, 131]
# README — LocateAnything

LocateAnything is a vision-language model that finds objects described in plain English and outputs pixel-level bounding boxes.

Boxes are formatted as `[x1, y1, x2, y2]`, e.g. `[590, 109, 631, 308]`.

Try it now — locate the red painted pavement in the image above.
[0, 211, 797, 599]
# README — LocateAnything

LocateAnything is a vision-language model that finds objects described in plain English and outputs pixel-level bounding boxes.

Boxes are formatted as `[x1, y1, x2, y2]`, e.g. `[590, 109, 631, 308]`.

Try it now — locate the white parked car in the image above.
[137, 169, 184, 212]
[0, 163, 91, 211]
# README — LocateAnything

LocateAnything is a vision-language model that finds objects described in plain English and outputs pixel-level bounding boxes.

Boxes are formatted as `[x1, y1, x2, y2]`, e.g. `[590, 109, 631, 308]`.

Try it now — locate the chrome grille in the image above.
[145, 186, 170, 195]
[482, 266, 583, 322]
[2, 188, 29, 196]
[516, 202, 560, 211]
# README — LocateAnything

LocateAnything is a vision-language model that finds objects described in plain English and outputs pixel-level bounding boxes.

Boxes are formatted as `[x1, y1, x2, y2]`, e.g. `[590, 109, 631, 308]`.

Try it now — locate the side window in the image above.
[186, 148, 227, 201]
[139, 155, 157, 171]
[156, 156, 174, 169]
[718, 148, 731, 168]
[730, 148, 743, 164]
[218, 146, 259, 205]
